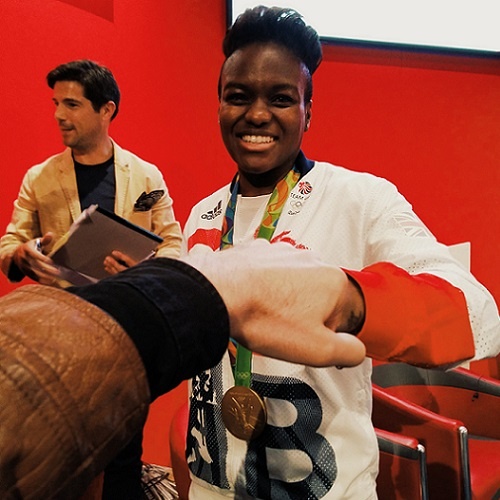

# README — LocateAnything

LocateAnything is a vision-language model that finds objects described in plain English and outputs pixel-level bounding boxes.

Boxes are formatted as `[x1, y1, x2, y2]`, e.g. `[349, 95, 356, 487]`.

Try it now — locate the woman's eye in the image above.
[273, 95, 294, 106]
[226, 93, 248, 104]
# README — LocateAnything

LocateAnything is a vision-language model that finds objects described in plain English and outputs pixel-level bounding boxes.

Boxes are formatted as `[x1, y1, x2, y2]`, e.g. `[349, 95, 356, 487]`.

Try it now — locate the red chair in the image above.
[169, 402, 429, 499]
[372, 362, 500, 499]
[375, 427, 429, 500]
[169, 402, 190, 500]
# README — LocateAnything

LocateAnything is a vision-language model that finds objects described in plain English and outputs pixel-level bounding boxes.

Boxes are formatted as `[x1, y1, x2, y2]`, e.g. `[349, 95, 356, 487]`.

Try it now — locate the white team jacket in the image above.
[183, 160, 499, 499]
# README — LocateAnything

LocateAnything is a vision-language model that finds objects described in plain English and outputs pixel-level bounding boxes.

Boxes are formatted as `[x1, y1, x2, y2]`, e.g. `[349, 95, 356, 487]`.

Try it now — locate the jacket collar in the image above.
[55, 139, 131, 220]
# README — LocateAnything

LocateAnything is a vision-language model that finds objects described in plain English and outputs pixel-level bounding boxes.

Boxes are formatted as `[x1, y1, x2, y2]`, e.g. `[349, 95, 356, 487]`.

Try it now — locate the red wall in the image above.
[306, 44, 500, 305]
[1, 0, 499, 465]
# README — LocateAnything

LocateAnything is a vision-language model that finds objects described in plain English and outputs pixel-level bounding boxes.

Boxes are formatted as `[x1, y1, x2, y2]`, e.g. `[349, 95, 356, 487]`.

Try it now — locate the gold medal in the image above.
[221, 386, 267, 441]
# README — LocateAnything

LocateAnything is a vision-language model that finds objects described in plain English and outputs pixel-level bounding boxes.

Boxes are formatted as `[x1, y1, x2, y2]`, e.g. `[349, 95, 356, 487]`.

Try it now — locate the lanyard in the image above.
[220, 166, 301, 387]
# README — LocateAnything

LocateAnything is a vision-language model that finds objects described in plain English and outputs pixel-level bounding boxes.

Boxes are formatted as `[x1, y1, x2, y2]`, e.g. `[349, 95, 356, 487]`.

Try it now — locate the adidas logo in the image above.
[201, 200, 223, 220]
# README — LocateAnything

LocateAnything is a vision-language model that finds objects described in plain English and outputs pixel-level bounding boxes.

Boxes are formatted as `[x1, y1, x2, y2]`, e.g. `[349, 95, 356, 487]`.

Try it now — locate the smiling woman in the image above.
[182, 6, 499, 499]
[219, 43, 311, 196]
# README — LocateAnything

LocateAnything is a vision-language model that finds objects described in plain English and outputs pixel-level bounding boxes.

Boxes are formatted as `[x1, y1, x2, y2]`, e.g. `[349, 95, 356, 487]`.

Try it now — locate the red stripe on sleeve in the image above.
[187, 228, 222, 252]
[345, 262, 475, 367]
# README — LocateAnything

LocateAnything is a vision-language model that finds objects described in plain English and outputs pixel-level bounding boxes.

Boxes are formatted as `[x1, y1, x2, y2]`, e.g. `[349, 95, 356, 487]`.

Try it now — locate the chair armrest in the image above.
[372, 384, 465, 439]
[376, 428, 422, 458]
[372, 363, 500, 438]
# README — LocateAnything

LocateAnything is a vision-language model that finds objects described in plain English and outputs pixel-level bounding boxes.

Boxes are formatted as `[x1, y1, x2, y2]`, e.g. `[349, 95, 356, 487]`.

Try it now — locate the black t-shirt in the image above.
[74, 156, 115, 213]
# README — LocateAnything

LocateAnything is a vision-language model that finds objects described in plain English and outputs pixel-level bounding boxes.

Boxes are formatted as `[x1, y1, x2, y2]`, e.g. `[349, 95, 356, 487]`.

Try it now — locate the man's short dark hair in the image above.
[221, 6, 322, 102]
[47, 60, 120, 120]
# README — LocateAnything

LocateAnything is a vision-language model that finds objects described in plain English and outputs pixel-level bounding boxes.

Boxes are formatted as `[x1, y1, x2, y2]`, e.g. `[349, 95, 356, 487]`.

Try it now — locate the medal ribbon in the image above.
[220, 166, 301, 388]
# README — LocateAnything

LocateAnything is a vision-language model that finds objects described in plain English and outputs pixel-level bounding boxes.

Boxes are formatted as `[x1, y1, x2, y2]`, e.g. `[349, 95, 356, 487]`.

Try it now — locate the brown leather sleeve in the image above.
[0, 285, 150, 500]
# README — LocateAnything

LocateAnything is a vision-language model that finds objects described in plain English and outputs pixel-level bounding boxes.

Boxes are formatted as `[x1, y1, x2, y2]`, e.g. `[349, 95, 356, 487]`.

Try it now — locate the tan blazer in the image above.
[0, 141, 182, 280]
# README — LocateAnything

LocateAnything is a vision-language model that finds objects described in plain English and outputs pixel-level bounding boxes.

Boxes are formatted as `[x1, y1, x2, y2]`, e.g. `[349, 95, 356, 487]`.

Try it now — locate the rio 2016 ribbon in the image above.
[220, 165, 300, 440]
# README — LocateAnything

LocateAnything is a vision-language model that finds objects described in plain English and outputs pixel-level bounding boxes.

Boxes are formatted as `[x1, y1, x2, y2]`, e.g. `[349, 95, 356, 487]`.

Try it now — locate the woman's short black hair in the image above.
[221, 6, 322, 102]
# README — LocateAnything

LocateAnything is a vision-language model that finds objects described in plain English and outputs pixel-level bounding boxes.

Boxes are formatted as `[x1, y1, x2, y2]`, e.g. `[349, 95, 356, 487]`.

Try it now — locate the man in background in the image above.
[0, 59, 182, 499]
[0, 59, 182, 286]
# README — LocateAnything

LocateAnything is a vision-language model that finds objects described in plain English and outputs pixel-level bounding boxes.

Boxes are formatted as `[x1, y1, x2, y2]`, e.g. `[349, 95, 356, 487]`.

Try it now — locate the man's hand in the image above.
[103, 250, 138, 275]
[184, 240, 366, 368]
[12, 233, 60, 285]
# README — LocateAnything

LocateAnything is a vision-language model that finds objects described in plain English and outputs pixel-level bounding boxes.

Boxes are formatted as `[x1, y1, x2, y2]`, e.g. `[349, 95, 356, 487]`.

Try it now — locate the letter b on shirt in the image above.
[237, 375, 337, 499]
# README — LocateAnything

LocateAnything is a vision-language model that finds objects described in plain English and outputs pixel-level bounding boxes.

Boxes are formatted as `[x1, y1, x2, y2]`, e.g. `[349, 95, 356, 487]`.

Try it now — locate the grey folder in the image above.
[49, 204, 163, 285]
